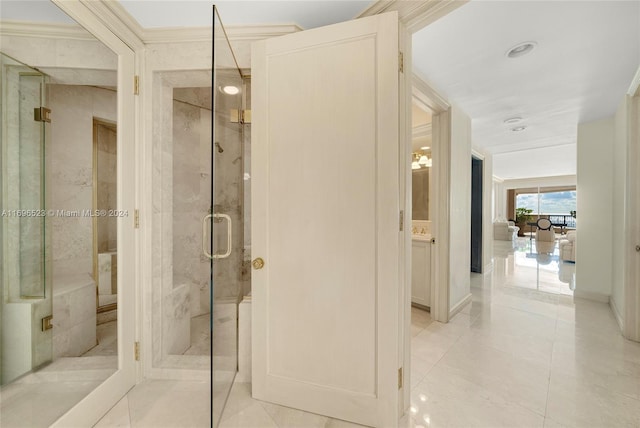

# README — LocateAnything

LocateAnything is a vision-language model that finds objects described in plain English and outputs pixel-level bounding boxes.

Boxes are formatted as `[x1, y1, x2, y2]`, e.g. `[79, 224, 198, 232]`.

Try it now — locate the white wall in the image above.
[493, 177, 506, 221]
[576, 117, 614, 301]
[482, 152, 493, 272]
[449, 104, 471, 311]
[612, 96, 630, 325]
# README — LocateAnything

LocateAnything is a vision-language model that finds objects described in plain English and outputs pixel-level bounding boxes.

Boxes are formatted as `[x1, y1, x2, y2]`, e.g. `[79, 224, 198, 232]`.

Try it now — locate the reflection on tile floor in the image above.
[494, 237, 575, 296]
[0, 317, 118, 428]
[95, 239, 639, 428]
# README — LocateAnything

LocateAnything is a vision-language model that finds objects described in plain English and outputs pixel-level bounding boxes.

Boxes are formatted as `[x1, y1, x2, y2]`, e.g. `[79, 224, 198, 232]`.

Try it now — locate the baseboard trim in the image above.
[610, 297, 625, 333]
[573, 290, 610, 303]
[449, 293, 472, 319]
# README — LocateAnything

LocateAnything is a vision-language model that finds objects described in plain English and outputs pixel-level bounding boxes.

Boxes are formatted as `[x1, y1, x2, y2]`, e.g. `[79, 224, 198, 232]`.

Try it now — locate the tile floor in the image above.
[0, 318, 118, 428]
[93, 238, 640, 427]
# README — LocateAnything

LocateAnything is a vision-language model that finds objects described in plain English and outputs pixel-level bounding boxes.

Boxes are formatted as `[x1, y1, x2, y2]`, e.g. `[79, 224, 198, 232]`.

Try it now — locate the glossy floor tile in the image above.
[0, 357, 117, 428]
[95, 237, 639, 428]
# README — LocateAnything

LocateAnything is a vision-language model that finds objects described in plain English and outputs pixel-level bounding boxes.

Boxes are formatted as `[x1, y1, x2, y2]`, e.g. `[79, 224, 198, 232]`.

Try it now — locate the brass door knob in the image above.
[252, 257, 265, 270]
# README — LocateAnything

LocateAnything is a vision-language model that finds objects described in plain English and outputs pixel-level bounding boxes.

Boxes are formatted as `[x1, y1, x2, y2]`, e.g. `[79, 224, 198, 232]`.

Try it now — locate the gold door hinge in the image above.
[399, 51, 404, 73]
[398, 367, 403, 389]
[134, 75, 139, 95]
[230, 109, 252, 124]
[34, 107, 51, 123]
[134, 209, 140, 228]
[42, 315, 53, 331]
[134, 342, 140, 361]
[399, 210, 404, 232]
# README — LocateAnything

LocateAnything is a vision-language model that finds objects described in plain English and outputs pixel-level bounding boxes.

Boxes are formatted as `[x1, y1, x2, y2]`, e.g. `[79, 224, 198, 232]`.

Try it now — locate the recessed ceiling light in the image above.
[220, 85, 240, 95]
[420, 146, 430, 150]
[506, 41, 537, 58]
[503, 117, 523, 125]
[511, 126, 527, 132]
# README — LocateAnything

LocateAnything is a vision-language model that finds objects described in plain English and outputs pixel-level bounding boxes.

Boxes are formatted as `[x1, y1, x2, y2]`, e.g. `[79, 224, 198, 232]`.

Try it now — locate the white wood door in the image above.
[252, 12, 401, 427]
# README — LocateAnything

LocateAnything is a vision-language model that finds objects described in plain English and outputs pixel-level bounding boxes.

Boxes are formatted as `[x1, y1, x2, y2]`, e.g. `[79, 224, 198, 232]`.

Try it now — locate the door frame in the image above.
[48, 1, 142, 426]
[625, 69, 640, 342]
[412, 74, 451, 327]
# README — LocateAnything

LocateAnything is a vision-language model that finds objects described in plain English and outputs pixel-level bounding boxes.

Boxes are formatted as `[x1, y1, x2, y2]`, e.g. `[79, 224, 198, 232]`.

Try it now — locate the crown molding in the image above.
[99, 0, 146, 46]
[358, 0, 467, 32]
[1, 19, 302, 47]
[0, 20, 94, 40]
[77, 0, 144, 50]
[412, 123, 432, 139]
[412, 72, 449, 112]
[142, 24, 302, 44]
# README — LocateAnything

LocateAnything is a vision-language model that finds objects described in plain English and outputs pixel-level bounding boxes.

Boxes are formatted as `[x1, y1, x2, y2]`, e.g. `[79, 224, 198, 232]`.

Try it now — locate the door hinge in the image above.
[134, 75, 139, 95]
[134, 341, 140, 361]
[398, 367, 403, 389]
[134, 209, 140, 228]
[399, 210, 404, 231]
[230, 109, 252, 124]
[34, 107, 51, 123]
[399, 51, 404, 73]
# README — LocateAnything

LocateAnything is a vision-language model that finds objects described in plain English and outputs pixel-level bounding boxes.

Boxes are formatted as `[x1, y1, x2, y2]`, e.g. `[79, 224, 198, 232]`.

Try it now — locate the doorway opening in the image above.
[471, 156, 483, 273]
[410, 100, 434, 316]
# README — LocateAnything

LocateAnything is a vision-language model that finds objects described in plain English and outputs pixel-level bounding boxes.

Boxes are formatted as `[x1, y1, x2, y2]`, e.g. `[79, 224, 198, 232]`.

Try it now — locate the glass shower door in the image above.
[209, 6, 245, 426]
[0, 54, 52, 385]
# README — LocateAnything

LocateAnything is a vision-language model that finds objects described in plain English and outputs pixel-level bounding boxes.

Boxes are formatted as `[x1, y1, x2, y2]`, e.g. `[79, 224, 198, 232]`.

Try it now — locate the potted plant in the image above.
[514, 207, 534, 237]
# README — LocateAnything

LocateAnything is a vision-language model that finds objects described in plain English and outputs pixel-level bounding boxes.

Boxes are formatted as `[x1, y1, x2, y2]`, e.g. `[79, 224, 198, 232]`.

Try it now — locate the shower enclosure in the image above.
[150, 7, 247, 426]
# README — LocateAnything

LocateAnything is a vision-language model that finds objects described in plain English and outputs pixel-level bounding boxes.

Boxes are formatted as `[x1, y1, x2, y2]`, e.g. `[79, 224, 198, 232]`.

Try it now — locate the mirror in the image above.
[0, 1, 119, 425]
[411, 101, 432, 222]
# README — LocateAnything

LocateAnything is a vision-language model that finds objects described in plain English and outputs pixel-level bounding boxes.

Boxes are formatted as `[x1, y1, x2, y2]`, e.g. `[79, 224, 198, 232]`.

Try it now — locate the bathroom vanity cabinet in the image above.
[411, 237, 432, 308]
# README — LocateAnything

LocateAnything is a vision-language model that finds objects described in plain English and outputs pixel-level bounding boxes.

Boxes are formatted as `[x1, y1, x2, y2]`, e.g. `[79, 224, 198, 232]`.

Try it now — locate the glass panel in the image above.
[0, 1, 120, 424]
[18, 74, 47, 299]
[212, 6, 244, 426]
[0, 54, 51, 388]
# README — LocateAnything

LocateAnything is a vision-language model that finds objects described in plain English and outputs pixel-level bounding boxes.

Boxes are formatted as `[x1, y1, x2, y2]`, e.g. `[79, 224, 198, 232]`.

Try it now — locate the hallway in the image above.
[95, 258, 640, 427]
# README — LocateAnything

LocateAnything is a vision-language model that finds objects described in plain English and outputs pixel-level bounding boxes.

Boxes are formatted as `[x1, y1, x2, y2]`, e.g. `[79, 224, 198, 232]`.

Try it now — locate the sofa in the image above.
[494, 220, 519, 241]
[559, 231, 576, 262]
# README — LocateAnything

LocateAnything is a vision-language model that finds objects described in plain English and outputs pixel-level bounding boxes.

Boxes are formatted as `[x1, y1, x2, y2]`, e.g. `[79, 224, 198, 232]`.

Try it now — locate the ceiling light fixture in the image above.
[220, 85, 240, 95]
[503, 117, 523, 125]
[420, 146, 430, 150]
[511, 126, 527, 132]
[412, 152, 432, 168]
[506, 41, 537, 58]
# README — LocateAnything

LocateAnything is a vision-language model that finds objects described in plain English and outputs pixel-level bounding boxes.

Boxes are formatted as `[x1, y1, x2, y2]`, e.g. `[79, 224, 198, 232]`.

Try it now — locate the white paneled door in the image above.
[252, 12, 402, 428]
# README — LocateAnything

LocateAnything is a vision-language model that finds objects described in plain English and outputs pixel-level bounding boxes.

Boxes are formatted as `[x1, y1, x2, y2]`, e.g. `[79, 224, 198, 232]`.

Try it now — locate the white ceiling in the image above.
[413, 0, 640, 179]
[119, 1, 371, 29]
[3, 0, 638, 181]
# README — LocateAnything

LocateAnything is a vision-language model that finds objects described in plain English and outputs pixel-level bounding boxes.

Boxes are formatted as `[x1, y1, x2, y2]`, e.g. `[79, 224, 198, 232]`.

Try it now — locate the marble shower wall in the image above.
[172, 93, 212, 320]
[47, 85, 117, 279]
[151, 77, 244, 364]
[211, 78, 244, 305]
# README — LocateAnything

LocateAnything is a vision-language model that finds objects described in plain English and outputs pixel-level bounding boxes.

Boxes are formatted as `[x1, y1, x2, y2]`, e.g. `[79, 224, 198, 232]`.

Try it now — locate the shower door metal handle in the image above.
[202, 213, 233, 260]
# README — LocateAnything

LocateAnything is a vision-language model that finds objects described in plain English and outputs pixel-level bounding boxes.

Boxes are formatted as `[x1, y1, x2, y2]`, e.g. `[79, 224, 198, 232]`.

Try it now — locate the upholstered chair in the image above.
[559, 231, 576, 262]
[493, 220, 519, 241]
[535, 218, 556, 253]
